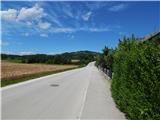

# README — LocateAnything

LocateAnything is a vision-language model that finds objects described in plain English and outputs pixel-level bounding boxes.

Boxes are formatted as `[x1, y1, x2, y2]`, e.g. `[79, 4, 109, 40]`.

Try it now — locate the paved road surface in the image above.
[2, 62, 125, 120]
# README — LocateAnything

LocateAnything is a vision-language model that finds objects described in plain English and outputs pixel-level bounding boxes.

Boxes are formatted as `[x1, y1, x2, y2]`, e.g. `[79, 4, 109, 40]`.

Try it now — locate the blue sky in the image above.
[1, 1, 160, 55]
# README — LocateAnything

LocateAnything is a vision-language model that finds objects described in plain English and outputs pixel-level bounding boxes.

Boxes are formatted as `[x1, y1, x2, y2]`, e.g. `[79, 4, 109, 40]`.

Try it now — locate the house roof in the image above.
[143, 32, 160, 42]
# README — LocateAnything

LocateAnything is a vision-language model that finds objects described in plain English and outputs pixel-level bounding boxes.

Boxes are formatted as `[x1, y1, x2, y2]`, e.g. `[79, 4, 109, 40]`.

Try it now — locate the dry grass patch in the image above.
[1, 61, 78, 86]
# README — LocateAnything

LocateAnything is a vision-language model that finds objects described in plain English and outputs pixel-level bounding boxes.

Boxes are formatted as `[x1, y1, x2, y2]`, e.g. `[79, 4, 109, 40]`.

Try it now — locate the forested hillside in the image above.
[1, 51, 99, 65]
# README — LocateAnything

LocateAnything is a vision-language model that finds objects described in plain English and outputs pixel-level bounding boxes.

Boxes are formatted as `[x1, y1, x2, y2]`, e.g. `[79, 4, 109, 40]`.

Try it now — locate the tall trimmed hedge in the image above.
[111, 37, 160, 120]
[95, 47, 114, 70]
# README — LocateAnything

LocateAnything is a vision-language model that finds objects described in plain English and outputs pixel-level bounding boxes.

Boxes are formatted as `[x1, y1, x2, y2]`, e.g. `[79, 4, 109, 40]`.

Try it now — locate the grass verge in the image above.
[1, 67, 79, 87]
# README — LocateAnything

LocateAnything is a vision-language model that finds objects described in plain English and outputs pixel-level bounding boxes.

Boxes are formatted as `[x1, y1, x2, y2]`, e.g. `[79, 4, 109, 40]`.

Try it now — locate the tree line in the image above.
[1, 51, 99, 65]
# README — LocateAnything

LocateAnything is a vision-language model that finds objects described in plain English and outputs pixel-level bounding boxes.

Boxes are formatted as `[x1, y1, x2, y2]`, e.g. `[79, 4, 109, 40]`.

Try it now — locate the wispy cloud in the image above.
[38, 21, 51, 29]
[82, 11, 92, 21]
[61, 3, 74, 18]
[88, 28, 110, 32]
[109, 4, 127, 12]
[1, 2, 122, 37]
[50, 27, 76, 33]
[49, 27, 111, 33]
[48, 15, 62, 27]
[85, 2, 108, 10]
[40, 33, 48, 37]
[46, 11, 62, 27]
[78, 27, 111, 32]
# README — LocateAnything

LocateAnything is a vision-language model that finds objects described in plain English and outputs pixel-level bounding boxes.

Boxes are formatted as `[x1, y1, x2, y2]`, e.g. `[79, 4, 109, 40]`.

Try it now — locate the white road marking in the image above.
[1, 68, 82, 91]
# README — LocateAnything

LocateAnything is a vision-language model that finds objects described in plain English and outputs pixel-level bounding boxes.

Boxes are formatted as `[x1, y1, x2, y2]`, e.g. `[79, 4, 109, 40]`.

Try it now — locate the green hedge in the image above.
[111, 38, 160, 120]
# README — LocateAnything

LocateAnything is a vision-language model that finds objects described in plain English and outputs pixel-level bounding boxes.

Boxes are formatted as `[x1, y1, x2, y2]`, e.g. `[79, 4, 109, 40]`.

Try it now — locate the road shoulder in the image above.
[81, 65, 126, 119]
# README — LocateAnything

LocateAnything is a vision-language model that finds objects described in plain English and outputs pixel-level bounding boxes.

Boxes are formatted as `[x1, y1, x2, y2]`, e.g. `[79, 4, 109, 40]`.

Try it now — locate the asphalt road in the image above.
[2, 62, 126, 120]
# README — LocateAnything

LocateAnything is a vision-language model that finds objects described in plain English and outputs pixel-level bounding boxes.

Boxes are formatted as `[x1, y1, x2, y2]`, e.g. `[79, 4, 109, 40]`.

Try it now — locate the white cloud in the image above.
[1, 4, 49, 30]
[38, 21, 51, 29]
[82, 11, 92, 21]
[1, 4, 46, 22]
[109, 4, 127, 12]
[1, 3, 121, 35]
[40, 33, 48, 37]
[1, 9, 17, 21]
[17, 4, 46, 21]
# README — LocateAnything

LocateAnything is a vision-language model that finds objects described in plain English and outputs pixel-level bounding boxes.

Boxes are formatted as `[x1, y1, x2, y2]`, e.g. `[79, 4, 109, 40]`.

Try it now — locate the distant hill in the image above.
[1, 50, 100, 65]
[61, 50, 99, 59]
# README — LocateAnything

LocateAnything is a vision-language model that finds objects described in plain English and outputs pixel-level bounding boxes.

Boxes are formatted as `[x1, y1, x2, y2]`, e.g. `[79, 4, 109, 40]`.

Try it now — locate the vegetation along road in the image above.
[2, 62, 125, 119]
[1, 60, 78, 87]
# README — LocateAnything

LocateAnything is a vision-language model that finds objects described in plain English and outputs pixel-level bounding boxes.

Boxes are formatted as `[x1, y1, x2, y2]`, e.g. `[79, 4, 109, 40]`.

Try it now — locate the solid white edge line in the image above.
[77, 67, 91, 120]
[1, 67, 82, 91]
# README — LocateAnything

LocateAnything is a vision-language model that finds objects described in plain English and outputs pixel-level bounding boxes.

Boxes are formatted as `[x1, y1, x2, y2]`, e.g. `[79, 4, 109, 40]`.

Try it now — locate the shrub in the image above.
[111, 37, 160, 120]
[95, 47, 114, 71]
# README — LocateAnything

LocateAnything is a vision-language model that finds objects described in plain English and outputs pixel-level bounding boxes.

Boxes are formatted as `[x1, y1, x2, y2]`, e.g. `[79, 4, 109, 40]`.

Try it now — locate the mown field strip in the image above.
[1, 61, 78, 87]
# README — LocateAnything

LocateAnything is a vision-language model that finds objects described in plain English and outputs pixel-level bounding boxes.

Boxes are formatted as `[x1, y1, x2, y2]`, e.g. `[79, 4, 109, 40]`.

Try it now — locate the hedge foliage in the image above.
[111, 36, 160, 120]
[95, 46, 114, 70]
